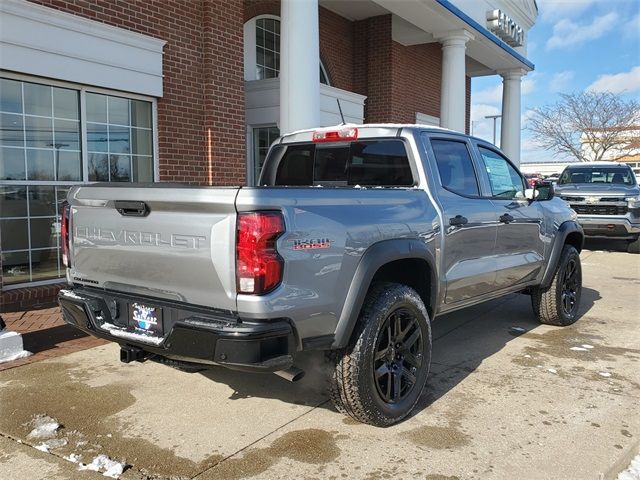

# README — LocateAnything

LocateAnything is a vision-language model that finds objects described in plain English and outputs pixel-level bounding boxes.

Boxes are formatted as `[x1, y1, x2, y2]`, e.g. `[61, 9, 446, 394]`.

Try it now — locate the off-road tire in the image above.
[627, 236, 640, 254]
[329, 282, 432, 427]
[531, 245, 582, 326]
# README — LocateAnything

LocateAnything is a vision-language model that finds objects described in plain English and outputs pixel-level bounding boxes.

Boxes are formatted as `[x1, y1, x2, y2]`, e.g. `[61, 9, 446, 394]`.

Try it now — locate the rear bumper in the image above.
[577, 215, 640, 239]
[58, 287, 296, 372]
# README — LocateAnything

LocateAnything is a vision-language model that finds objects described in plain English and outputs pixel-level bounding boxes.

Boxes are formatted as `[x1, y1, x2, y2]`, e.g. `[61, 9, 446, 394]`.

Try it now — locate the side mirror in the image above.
[534, 181, 554, 201]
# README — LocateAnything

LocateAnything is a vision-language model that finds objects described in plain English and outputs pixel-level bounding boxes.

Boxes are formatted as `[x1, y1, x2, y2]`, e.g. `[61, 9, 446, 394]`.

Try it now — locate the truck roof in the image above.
[564, 161, 630, 168]
[279, 123, 491, 146]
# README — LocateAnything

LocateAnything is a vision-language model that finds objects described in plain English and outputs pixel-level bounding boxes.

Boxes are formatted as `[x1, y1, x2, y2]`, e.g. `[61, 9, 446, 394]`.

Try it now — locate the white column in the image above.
[280, 0, 320, 134]
[500, 69, 526, 166]
[436, 30, 474, 133]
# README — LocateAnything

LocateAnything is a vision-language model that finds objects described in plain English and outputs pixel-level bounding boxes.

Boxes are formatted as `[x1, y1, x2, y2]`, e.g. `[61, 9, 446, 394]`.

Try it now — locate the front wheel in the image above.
[329, 282, 432, 427]
[627, 236, 640, 254]
[531, 245, 582, 326]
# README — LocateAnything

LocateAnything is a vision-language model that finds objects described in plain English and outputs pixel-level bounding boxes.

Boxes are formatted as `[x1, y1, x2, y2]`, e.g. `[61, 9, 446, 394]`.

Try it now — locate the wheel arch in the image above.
[540, 221, 584, 289]
[332, 239, 437, 349]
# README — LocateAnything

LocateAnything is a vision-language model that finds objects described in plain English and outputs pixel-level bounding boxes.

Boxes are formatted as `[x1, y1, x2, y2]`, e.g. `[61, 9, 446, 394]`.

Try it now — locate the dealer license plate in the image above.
[129, 302, 163, 336]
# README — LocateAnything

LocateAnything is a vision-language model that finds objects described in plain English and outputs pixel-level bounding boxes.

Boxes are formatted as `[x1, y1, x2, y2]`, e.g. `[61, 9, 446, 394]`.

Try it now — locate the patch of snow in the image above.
[46, 438, 67, 449]
[59, 289, 84, 300]
[510, 326, 526, 333]
[64, 453, 82, 464]
[547, 368, 558, 374]
[598, 372, 612, 378]
[99, 322, 163, 346]
[570, 347, 588, 351]
[0, 349, 32, 363]
[78, 454, 126, 479]
[34, 443, 50, 453]
[581, 344, 594, 349]
[618, 454, 640, 480]
[0, 330, 30, 363]
[28, 415, 60, 439]
[524, 354, 532, 358]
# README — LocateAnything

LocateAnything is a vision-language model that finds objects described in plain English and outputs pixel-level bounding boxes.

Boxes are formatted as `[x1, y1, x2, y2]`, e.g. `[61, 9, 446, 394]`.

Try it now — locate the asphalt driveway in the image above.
[1, 244, 638, 479]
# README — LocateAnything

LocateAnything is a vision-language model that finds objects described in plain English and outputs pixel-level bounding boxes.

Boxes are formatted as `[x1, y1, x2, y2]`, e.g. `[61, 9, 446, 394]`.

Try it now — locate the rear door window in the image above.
[267, 140, 414, 187]
[430, 139, 480, 197]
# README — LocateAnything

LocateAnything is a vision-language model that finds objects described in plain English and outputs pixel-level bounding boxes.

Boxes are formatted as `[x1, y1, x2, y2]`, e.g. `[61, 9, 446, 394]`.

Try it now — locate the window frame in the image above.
[1, 71, 160, 186]
[243, 14, 331, 85]
[1, 72, 159, 289]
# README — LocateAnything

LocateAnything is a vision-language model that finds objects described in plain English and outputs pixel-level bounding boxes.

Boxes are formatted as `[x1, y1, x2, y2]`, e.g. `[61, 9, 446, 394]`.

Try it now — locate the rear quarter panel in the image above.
[235, 187, 438, 342]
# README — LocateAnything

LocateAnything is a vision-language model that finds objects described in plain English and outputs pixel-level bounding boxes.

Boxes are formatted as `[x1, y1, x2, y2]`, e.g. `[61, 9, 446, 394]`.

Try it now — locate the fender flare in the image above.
[332, 239, 437, 348]
[540, 220, 584, 288]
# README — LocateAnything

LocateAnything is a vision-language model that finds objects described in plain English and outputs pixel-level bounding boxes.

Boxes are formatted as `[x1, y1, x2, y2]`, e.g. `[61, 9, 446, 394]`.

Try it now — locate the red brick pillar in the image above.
[203, 0, 246, 186]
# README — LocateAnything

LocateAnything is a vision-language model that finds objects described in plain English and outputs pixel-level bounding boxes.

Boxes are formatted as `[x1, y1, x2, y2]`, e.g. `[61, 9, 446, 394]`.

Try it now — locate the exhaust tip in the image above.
[274, 366, 305, 382]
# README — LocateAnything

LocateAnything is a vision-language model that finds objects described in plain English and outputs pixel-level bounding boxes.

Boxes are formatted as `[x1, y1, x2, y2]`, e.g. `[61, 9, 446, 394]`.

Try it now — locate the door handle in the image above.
[449, 215, 468, 226]
[499, 213, 514, 224]
[114, 200, 150, 217]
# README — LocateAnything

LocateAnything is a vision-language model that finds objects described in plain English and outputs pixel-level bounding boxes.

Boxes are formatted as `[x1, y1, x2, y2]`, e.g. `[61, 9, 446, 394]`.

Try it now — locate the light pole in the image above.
[485, 114, 501, 146]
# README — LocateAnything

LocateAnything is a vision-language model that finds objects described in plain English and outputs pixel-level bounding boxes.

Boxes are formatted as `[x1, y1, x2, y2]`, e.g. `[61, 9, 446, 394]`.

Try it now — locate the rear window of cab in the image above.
[260, 140, 414, 187]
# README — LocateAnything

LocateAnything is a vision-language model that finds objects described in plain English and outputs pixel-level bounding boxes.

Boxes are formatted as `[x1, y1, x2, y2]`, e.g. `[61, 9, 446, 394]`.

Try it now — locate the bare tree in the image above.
[527, 91, 640, 162]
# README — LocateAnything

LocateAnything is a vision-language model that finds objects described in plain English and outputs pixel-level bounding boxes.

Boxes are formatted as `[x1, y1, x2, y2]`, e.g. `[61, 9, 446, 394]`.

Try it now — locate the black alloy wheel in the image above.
[373, 308, 423, 404]
[560, 257, 580, 317]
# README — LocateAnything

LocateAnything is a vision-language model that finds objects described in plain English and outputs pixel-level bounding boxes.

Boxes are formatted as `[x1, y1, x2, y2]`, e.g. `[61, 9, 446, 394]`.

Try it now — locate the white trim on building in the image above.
[0, 0, 166, 97]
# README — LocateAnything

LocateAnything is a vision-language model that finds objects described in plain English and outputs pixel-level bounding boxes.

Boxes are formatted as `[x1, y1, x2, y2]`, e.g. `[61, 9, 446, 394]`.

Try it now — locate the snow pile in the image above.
[0, 330, 32, 364]
[34, 438, 67, 453]
[547, 368, 558, 374]
[64, 453, 82, 464]
[570, 347, 588, 351]
[78, 454, 126, 478]
[99, 322, 164, 346]
[618, 454, 640, 480]
[598, 371, 612, 378]
[27, 415, 60, 439]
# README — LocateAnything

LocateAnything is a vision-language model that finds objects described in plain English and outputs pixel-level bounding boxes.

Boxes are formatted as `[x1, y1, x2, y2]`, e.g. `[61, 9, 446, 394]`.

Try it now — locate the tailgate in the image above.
[67, 185, 239, 311]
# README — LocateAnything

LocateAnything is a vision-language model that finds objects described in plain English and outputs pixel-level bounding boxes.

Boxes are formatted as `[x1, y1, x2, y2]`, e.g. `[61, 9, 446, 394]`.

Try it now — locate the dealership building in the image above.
[0, 0, 536, 307]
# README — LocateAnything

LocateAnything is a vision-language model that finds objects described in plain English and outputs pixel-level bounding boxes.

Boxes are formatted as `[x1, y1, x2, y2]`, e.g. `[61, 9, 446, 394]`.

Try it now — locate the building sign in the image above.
[486, 9, 524, 47]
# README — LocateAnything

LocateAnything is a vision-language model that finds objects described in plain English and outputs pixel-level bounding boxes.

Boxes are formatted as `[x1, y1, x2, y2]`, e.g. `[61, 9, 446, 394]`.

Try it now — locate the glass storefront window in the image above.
[87, 92, 153, 182]
[0, 77, 155, 286]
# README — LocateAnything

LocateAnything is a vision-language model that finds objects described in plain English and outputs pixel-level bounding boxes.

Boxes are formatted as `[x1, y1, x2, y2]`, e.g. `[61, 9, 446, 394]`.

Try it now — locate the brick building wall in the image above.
[390, 42, 442, 123]
[29, 0, 246, 186]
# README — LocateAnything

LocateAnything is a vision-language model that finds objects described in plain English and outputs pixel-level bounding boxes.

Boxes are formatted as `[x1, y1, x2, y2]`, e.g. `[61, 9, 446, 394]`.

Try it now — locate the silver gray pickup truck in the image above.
[58, 125, 584, 426]
[554, 162, 640, 253]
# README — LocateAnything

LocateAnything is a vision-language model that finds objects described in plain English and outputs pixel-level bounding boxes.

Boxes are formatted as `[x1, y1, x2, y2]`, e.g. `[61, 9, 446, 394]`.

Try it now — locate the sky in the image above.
[471, 0, 640, 164]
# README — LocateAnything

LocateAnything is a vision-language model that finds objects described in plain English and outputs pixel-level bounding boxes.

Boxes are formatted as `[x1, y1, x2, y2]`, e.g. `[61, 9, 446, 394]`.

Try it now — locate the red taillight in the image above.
[61, 202, 70, 267]
[312, 127, 358, 142]
[236, 212, 284, 295]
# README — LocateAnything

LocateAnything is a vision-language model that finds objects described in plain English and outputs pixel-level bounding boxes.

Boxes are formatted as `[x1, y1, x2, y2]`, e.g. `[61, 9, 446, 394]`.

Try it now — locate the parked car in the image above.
[58, 125, 584, 426]
[555, 162, 640, 253]
[524, 172, 544, 187]
[544, 173, 560, 186]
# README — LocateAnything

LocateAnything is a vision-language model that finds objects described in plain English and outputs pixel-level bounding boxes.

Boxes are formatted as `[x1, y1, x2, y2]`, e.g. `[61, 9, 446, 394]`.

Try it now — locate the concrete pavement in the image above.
[0, 246, 638, 479]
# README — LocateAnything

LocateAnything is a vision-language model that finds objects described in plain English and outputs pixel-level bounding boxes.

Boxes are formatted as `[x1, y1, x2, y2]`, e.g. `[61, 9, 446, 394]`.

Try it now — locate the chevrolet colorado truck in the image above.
[554, 162, 640, 253]
[58, 125, 584, 426]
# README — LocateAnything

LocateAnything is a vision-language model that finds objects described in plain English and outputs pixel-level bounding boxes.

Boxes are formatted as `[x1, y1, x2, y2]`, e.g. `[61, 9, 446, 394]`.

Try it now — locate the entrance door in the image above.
[427, 137, 498, 304]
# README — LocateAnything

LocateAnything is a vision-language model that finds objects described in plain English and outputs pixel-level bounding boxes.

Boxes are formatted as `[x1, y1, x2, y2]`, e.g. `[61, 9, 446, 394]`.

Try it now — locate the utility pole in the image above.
[485, 114, 501, 146]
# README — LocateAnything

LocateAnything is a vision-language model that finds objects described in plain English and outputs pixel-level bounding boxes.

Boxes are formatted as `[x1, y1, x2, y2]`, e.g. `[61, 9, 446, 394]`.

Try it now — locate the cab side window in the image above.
[430, 139, 480, 197]
[478, 147, 525, 199]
